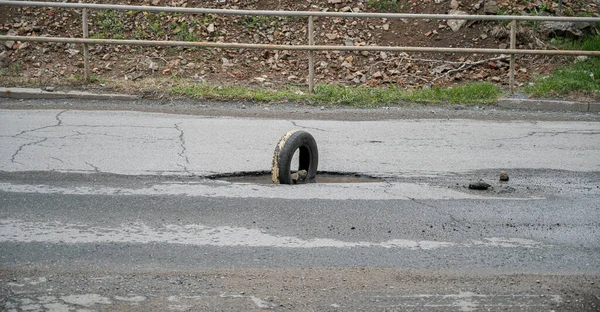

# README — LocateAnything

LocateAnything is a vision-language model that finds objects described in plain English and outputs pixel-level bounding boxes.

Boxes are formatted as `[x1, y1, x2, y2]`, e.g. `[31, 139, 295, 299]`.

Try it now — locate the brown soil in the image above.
[0, 0, 598, 96]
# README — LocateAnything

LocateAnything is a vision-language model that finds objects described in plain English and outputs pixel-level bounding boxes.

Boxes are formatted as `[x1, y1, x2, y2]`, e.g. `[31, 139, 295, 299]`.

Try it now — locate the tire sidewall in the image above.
[272, 130, 319, 184]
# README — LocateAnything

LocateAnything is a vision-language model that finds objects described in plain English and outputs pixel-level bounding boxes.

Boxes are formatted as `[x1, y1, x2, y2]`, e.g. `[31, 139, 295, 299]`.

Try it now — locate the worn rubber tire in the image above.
[271, 130, 319, 184]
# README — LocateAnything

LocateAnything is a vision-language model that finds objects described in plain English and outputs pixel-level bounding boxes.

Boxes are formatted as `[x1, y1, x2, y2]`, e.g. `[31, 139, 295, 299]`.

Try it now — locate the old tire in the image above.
[271, 130, 319, 184]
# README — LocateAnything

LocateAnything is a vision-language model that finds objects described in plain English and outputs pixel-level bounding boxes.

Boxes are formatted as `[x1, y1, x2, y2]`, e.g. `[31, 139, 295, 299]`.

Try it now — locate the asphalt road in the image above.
[0, 99, 599, 311]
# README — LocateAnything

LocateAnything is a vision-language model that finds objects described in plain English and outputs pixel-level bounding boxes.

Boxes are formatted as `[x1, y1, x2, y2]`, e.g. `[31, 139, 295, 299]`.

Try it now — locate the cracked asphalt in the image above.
[0, 98, 599, 311]
[1, 103, 599, 175]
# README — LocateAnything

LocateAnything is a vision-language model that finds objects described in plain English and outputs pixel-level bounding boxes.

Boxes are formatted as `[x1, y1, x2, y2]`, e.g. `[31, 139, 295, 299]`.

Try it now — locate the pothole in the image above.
[208, 171, 383, 184]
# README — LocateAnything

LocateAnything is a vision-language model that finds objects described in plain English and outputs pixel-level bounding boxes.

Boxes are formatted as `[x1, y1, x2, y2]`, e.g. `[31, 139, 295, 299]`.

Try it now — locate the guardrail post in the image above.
[308, 15, 314, 93]
[82, 6, 90, 82]
[509, 20, 516, 95]
[558, 0, 563, 15]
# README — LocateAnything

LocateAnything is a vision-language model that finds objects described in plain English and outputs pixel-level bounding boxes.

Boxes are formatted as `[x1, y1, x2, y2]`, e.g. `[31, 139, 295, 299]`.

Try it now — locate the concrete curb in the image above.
[0, 87, 140, 101]
[498, 98, 599, 113]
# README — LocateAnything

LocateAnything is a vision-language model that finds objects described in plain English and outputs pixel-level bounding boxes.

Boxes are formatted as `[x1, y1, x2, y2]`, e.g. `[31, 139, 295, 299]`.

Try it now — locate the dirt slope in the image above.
[0, 0, 598, 93]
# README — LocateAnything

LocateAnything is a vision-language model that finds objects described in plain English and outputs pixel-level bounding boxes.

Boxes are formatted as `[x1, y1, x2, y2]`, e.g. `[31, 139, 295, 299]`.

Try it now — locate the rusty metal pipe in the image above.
[1, 0, 599, 22]
[509, 20, 516, 94]
[308, 16, 314, 93]
[82, 6, 90, 82]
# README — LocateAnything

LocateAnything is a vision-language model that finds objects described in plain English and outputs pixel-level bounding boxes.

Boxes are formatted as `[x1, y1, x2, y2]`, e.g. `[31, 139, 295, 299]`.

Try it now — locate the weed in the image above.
[551, 35, 600, 51]
[90, 33, 106, 39]
[562, 7, 575, 16]
[172, 20, 197, 41]
[89, 74, 101, 83]
[133, 25, 148, 40]
[526, 35, 600, 98]
[93, 10, 125, 39]
[73, 74, 101, 83]
[525, 58, 600, 97]
[137, 12, 170, 39]
[171, 81, 501, 106]
[576, 11, 595, 18]
[11, 61, 21, 74]
[368, 0, 401, 12]
[241, 15, 278, 32]
[151, 22, 165, 37]
[202, 15, 216, 25]
[538, 2, 550, 12]
[172, 84, 291, 102]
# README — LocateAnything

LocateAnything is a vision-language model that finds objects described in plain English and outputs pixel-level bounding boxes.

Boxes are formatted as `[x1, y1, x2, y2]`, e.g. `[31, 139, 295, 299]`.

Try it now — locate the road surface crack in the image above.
[175, 123, 190, 173]
[406, 197, 465, 227]
[11, 138, 48, 164]
[85, 161, 101, 173]
[10, 110, 69, 165]
[491, 130, 600, 141]
[50, 157, 65, 164]
[13, 109, 67, 138]
[290, 121, 329, 132]
[72, 125, 174, 129]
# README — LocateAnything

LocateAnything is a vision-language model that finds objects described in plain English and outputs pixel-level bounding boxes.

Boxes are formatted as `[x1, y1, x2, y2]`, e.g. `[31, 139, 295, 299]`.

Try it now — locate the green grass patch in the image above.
[72, 74, 103, 84]
[525, 59, 600, 97]
[172, 84, 303, 102]
[367, 0, 402, 12]
[551, 35, 600, 51]
[526, 35, 600, 98]
[93, 10, 125, 39]
[11, 61, 21, 74]
[172, 20, 197, 41]
[171, 82, 501, 106]
[241, 15, 279, 32]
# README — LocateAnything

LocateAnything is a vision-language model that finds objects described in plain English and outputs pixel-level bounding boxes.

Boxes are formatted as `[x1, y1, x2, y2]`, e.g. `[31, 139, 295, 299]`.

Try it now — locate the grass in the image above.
[0, 69, 504, 106]
[73, 74, 103, 84]
[93, 10, 125, 39]
[550, 35, 600, 51]
[172, 81, 501, 107]
[241, 15, 279, 32]
[525, 59, 600, 97]
[172, 19, 198, 42]
[525, 35, 600, 98]
[173, 84, 303, 102]
[12, 61, 21, 74]
[368, 0, 401, 12]
[0, 72, 500, 107]
[0, 61, 21, 75]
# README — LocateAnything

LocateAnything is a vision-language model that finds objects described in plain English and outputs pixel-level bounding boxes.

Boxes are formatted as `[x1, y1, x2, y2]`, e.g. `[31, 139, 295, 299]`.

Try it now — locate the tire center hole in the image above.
[291, 148, 300, 174]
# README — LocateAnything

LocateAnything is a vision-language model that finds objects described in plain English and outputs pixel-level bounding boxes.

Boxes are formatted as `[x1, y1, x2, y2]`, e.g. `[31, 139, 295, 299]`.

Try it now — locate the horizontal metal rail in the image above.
[2, 35, 599, 57]
[1, 0, 600, 22]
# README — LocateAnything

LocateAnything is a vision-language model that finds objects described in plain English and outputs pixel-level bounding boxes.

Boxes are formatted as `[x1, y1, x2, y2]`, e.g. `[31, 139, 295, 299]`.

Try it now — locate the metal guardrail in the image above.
[1, 0, 599, 93]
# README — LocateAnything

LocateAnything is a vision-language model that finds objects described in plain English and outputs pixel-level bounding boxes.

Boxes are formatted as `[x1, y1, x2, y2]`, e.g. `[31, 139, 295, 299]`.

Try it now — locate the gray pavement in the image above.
[1, 109, 599, 176]
[0, 107, 599, 311]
